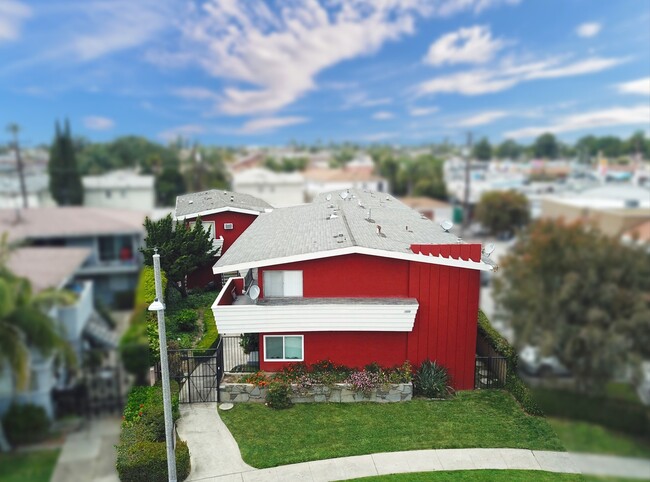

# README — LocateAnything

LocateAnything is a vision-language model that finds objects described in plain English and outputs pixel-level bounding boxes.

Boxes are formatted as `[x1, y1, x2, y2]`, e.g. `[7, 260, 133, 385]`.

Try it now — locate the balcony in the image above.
[212, 277, 419, 335]
[58, 280, 94, 342]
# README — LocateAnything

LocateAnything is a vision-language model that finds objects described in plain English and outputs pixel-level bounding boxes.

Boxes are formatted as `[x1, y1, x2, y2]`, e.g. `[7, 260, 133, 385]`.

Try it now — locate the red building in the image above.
[210, 189, 495, 390]
[174, 190, 272, 288]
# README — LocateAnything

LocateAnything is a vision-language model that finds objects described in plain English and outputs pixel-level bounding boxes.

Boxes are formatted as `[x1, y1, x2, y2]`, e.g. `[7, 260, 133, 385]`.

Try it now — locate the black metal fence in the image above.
[153, 341, 224, 403]
[221, 334, 259, 373]
[475, 356, 508, 389]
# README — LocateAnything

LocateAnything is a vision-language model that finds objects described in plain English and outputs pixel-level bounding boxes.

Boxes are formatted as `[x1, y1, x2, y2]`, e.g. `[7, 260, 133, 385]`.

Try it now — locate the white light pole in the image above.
[148, 248, 177, 482]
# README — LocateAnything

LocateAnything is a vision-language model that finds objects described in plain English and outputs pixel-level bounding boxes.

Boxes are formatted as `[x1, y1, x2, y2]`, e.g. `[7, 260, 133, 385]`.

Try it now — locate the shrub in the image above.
[387, 361, 413, 384]
[266, 381, 293, 409]
[135, 265, 168, 307]
[2, 403, 51, 445]
[239, 333, 259, 354]
[240, 371, 270, 387]
[114, 290, 135, 310]
[414, 360, 450, 398]
[172, 309, 198, 332]
[119, 321, 150, 385]
[194, 309, 219, 356]
[346, 370, 381, 393]
[116, 438, 190, 482]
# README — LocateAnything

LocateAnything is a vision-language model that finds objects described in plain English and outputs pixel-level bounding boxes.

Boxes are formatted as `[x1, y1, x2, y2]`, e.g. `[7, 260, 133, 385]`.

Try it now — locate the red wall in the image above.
[186, 211, 259, 289]
[256, 247, 482, 390]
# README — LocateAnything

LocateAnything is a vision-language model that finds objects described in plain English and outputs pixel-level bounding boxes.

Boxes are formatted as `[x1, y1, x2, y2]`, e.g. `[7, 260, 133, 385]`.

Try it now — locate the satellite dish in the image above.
[483, 243, 496, 257]
[440, 220, 453, 232]
[340, 191, 348, 200]
[248, 285, 260, 301]
[326, 194, 332, 201]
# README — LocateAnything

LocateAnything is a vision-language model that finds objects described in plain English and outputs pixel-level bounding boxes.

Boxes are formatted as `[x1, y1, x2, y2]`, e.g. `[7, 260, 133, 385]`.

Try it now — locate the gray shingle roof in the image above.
[175, 189, 272, 219]
[216, 188, 460, 269]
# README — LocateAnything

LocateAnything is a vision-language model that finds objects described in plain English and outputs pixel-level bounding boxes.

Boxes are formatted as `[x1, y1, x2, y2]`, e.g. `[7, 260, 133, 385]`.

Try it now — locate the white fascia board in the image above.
[212, 246, 494, 275]
[174, 206, 262, 221]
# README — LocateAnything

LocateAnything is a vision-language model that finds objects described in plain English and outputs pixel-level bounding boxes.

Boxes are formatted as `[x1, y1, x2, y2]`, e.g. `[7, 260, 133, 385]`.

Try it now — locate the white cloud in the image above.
[236, 116, 308, 134]
[452, 110, 509, 127]
[158, 124, 205, 142]
[362, 132, 395, 142]
[83, 116, 115, 131]
[409, 106, 439, 117]
[424, 25, 505, 66]
[615, 77, 650, 96]
[343, 92, 393, 109]
[415, 55, 626, 97]
[0, 0, 30, 42]
[372, 111, 394, 120]
[172, 87, 220, 101]
[576, 22, 602, 38]
[166, 0, 521, 116]
[504, 104, 650, 139]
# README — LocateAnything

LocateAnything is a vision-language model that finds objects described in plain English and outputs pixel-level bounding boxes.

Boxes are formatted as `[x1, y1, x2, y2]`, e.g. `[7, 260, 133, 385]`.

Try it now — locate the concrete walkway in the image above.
[178, 402, 650, 482]
[50, 417, 121, 482]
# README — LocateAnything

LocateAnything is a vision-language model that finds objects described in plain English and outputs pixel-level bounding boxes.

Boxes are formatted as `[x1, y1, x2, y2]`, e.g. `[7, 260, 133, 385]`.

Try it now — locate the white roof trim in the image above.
[213, 245, 493, 274]
[175, 206, 263, 220]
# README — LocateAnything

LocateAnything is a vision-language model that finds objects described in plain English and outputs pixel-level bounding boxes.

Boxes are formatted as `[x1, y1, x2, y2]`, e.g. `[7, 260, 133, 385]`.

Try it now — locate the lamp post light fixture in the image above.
[148, 248, 177, 482]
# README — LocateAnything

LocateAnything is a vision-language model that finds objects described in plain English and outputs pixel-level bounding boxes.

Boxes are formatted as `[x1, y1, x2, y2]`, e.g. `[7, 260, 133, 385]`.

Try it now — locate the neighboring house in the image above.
[0, 172, 55, 209]
[232, 168, 305, 207]
[211, 189, 494, 390]
[174, 190, 272, 288]
[229, 152, 266, 173]
[83, 170, 155, 211]
[541, 185, 650, 237]
[0, 207, 146, 306]
[0, 247, 115, 418]
[399, 196, 453, 222]
[622, 219, 650, 251]
[303, 167, 389, 201]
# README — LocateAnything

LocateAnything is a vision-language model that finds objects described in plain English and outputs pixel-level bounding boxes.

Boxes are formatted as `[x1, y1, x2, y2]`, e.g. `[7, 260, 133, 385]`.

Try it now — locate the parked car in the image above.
[518, 345, 571, 377]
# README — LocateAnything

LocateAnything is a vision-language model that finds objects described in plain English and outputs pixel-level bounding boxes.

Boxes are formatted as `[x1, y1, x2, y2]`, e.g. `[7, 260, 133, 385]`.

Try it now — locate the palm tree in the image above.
[0, 235, 74, 451]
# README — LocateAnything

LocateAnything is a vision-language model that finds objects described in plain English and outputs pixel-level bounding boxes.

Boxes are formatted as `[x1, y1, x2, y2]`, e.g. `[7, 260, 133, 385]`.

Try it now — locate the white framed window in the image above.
[264, 335, 304, 361]
[263, 270, 303, 297]
[224, 223, 234, 230]
[189, 221, 216, 239]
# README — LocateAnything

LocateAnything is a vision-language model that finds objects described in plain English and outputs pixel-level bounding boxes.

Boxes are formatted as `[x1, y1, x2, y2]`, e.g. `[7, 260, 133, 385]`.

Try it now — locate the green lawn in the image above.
[548, 418, 650, 459]
[219, 390, 564, 469]
[349, 470, 641, 481]
[0, 450, 60, 482]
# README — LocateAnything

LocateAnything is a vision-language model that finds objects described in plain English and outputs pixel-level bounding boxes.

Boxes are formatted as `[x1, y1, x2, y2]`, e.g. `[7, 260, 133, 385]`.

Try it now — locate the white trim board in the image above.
[213, 245, 494, 275]
[175, 206, 265, 221]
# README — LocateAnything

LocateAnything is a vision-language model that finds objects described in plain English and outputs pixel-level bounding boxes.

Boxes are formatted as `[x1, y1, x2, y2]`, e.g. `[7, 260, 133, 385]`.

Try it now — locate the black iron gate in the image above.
[154, 340, 225, 403]
[475, 355, 507, 389]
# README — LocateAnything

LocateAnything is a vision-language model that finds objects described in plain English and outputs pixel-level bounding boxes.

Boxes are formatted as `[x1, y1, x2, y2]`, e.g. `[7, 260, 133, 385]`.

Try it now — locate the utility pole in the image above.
[148, 249, 177, 482]
[461, 131, 473, 237]
[6, 124, 28, 209]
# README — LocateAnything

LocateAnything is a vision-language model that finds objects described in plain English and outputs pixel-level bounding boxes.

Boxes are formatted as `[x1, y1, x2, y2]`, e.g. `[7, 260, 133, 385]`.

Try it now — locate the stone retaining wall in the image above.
[219, 382, 412, 403]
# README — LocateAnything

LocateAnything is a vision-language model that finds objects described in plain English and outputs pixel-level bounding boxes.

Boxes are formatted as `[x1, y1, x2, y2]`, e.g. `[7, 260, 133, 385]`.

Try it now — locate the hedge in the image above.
[117, 383, 190, 482]
[2, 403, 50, 445]
[135, 265, 168, 307]
[194, 308, 219, 356]
[532, 387, 650, 437]
[477, 310, 543, 416]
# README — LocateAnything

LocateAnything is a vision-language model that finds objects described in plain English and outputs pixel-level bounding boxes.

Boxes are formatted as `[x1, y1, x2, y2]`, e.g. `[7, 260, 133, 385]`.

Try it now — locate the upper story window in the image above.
[98, 235, 134, 262]
[263, 270, 303, 297]
[189, 220, 215, 239]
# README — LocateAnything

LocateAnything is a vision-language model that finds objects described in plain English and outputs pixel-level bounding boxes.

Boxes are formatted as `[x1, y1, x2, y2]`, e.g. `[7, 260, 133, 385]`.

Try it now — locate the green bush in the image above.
[414, 360, 450, 398]
[266, 381, 293, 409]
[135, 266, 168, 307]
[114, 290, 136, 310]
[116, 438, 190, 482]
[2, 403, 51, 445]
[172, 309, 198, 332]
[532, 388, 650, 436]
[119, 321, 150, 385]
[477, 311, 542, 415]
[194, 308, 219, 356]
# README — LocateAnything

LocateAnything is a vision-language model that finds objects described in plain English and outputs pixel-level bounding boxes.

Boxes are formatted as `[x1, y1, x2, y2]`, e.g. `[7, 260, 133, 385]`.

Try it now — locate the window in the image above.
[189, 221, 215, 239]
[105, 190, 112, 198]
[223, 223, 234, 230]
[264, 335, 303, 361]
[98, 235, 133, 262]
[263, 270, 303, 297]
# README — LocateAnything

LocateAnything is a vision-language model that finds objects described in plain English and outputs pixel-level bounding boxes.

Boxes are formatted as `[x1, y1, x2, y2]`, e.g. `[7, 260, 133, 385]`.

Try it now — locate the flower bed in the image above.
[220, 360, 413, 404]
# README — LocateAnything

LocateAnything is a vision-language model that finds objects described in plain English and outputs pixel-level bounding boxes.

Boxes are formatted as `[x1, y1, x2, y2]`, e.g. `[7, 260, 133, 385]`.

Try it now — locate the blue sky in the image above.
[1, 0, 649, 146]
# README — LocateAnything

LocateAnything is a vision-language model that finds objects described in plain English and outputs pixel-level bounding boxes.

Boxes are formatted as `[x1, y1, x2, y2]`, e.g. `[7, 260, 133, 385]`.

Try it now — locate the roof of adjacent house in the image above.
[232, 167, 304, 185]
[174, 189, 273, 219]
[82, 171, 154, 189]
[303, 167, 384, 183]
[0, 207, 146, 242]
[399, 196, 452, 210]
[214, 188, 490, 272]
[7, 247, 90, 293]
[623, 219, 650, 244]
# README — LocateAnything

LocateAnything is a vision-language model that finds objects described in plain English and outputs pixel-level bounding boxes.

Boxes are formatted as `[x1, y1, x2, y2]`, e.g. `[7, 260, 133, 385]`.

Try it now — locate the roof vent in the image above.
[366, 208, 372, 220]
[328, 213, 338, 220]
[188, 200, 194, 204]
[376, 225, 382, 235]
[230, 196, 234, 202]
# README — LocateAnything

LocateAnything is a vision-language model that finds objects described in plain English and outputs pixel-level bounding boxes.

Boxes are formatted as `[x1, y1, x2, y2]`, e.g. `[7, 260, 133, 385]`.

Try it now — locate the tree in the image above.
[0, 235, 73, 451]
[596, 136, 623, 158]
[155, 168, 186, 207]
[475, 190, 530, 237]
[139, 215, 218, 298]
[533, 133, 559, 159]
[473, 137, 492, 161]
[494, 220, 650, 395]
[496, 139, 522, 160]
[49, 119, 83, 205]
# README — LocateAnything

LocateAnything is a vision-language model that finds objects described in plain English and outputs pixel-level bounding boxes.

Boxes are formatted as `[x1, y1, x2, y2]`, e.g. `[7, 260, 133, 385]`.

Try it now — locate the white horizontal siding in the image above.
[212, 302, 418, 334]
